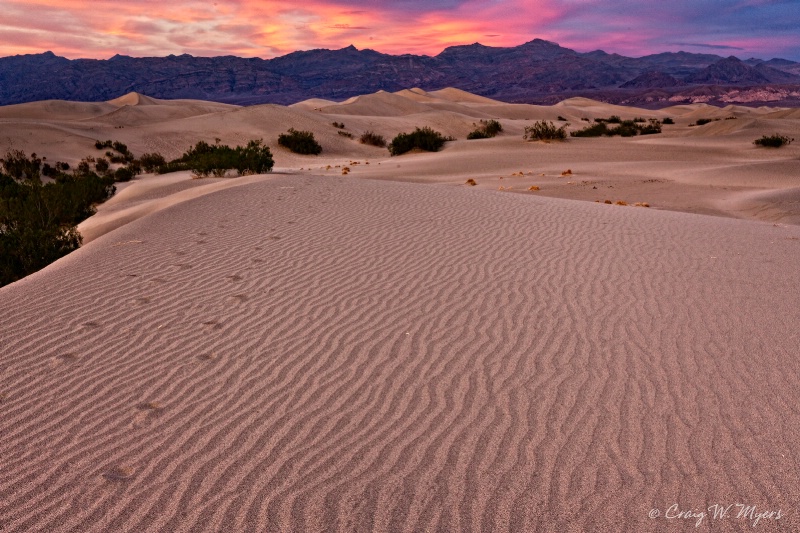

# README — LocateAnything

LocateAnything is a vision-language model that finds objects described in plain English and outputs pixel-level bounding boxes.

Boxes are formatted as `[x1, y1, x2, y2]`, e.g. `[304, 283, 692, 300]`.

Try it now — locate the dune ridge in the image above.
[2, 175, 800, 531]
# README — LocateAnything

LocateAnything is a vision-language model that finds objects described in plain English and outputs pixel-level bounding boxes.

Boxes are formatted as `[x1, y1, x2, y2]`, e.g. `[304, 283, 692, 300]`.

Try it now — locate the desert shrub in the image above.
[337, 131, 354, 139]
[138, 153, 166, 173]
[594, 115, 622, 124]
[639, 119, 663, 135]
[233, 140, 275, 175]
[524, 121, 568, 141]
[467, 119, 503, 139]
[113, 167, 134, 182]
[662, 117, 675, 125]
[571, 119, 662, 137]
[388, 127, 451, 156]
[359, 131, 387, 147]
[695, 118, 713, 126]
[158, 140, 274, 177]
[753, 134, 794, 148]
[278, 128, 322, 155]
[557, 116, 567, 121]
[1, 151, 115, 286]
[570, 122, 608, 137]
[95, 158, 110, 174]
[633, 117, 646, 123]
[0, 150, 43, 181]
[331, 122, 345, 129]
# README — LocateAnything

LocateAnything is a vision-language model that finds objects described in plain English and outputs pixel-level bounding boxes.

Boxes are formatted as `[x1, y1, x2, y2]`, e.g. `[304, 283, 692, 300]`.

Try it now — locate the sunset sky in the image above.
[1, 0, 798, 61]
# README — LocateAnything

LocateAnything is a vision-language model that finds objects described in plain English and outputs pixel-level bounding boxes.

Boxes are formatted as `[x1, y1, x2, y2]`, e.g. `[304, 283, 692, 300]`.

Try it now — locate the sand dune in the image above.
[2, 174, 800, 532]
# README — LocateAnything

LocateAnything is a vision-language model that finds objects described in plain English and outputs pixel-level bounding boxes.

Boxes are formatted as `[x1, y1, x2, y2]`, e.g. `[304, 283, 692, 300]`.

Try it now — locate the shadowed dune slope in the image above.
[1, 176, 799, 532]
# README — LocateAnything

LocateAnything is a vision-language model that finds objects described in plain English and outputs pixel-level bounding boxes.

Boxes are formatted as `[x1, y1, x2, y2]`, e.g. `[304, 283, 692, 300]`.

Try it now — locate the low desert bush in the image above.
[388, 127, 451, 155]
[337, 131, 354, 139]
[278, 128, 322, 155]
[571, 118, 662, 138]
[331, 122, 345, 129]
[662, 117, 675, 125]
[360, 131, 387, 147]
[524, 121, 568, 141]
[467, 119, 503, 140]
[158, 140, 274, 177]
[753, 134, 794, 148]
[1, 150, 115, 286]
[138, 152, 167, 173]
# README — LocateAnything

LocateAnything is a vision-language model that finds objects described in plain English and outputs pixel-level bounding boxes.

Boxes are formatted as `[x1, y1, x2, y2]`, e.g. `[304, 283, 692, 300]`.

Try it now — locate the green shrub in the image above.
[594, 115, 622, 124]
[114, 167, 134, 182]
[388, 127, 451, 156]
[360, 131, 386, 147]
[138, 153, 167, 173]
[467, 119, 503, 140]
[523, 121, 568, 141]
[571, 118, 662, 138]
[158, 140, 274, 177]
[278, 128, 322, 155]
[570, 122, 608, 137]
[639, 119, 663, 135]
[753, 134, 794, 148]
[95, 158, 110, 174]
[1, 151, 115, 286]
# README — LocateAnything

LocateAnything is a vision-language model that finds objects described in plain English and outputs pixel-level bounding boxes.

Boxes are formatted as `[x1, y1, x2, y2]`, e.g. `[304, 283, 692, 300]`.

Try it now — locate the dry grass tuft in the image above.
[561, 169, 572, 176]
[604, 200, 613, 204]
[466, 179, 477, 186]
[615, 200, 628, 206]
[528, 185, 540, 191]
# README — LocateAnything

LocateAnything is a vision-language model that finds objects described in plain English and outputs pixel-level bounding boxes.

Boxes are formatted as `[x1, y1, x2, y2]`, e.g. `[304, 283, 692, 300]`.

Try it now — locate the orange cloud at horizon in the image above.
[1, 0, 798, 61]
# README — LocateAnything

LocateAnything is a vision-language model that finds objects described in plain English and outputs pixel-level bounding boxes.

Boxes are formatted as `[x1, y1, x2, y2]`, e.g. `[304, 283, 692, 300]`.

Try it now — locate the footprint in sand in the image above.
[82, 321, 101, 329]
[201, 320, 223, 331]
[197, 352, 217, 362]
[103, 466, 135, 481]
[226, 274, 243, 282]
[132, 297, 151, 305]
[172, 263, 193, 271]
[230, 294, 249, 303]
[49, 353, 79, 367]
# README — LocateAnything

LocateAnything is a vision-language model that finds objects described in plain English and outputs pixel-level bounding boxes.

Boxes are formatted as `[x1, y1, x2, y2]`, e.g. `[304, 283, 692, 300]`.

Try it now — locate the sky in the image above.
[1, 0, 798, 61]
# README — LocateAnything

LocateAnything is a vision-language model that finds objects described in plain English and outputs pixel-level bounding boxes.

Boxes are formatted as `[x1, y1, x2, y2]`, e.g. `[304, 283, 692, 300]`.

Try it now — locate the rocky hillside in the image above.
[1, 40, 799, 107]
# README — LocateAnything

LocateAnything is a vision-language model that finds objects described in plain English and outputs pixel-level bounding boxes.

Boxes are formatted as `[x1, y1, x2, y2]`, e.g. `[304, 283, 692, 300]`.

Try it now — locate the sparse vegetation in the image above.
[359, 131, 387, 147]
[138, 152, 167, 173]
[523, 121, 568, 141]
[331, 122, 345, 129]
[557, 116, 568, 121]
[662, 117, 675, 125]
[158, 140, 275, 177]
[594, 115, 622, 124]
[754, 134, 794, 148]
[388, 127, 452, 156]
[571, 118, 662, 138]
[1, 150, 115, 287]
[467, 119, 503, 140]
[691, 118, 717, 126]
[337, 131, 354, 139]
[278, 128, 322, 155]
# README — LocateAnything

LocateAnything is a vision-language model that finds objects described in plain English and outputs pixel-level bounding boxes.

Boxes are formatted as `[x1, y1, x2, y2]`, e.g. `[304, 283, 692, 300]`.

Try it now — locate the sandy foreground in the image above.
[1, 90, 800, 532]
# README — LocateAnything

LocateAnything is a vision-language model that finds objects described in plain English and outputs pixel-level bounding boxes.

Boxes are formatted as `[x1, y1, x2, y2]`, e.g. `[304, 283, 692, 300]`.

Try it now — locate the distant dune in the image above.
[1, 88, 800, 532]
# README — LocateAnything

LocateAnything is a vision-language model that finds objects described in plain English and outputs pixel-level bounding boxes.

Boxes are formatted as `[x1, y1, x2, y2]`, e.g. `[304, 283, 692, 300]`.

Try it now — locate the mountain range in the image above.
[2, 39, 800, 108]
